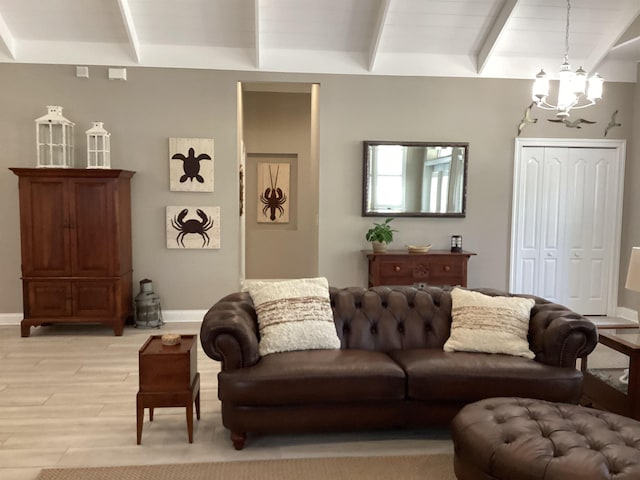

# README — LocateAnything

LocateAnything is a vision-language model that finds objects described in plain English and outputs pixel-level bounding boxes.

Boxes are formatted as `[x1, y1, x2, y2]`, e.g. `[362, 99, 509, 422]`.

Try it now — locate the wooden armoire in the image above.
[10, 168, 135, 337]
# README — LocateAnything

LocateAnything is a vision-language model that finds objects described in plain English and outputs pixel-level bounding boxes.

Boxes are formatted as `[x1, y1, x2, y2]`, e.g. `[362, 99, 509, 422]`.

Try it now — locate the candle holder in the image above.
[35, 106, 74, 168]
[451, 235, 462, 253]
[86, 121, 111, 168]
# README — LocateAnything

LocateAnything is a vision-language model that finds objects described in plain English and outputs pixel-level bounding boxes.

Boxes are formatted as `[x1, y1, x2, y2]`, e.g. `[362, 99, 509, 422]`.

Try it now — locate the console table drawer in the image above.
[430, 258, 465, 276]
[379, 260, 414, 278]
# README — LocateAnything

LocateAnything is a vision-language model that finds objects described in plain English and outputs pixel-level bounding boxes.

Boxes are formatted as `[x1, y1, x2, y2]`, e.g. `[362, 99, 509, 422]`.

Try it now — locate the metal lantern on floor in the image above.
[85, 121, 111, 169]
[134, 279, 163, 329]
[35, 105, 74, 168]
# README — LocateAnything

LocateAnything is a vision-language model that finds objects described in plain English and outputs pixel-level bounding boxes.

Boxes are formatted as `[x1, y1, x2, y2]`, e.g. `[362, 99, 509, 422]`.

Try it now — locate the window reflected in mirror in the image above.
[363, 141, 468, 217]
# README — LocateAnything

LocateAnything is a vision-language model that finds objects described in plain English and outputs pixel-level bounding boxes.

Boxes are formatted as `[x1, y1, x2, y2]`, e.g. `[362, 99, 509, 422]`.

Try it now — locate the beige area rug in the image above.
[36, 454, 455, 480]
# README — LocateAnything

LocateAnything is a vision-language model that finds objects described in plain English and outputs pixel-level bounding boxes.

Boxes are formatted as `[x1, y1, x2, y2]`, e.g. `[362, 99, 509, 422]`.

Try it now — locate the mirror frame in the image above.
[362, 140, 469, 218]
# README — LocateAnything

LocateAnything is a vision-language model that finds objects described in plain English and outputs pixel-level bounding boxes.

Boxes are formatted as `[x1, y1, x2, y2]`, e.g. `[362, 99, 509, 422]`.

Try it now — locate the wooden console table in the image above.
[137, 334, 200, 444]
[364, 250, 476, 288]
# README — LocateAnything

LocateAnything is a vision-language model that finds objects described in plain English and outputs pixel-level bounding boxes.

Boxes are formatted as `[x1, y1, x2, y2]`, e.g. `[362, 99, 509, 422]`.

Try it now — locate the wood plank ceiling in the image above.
[0, 0, 638, 82]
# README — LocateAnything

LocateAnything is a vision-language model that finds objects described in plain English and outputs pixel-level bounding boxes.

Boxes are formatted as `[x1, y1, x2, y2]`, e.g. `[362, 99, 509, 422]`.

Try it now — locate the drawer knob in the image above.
[394, 266, 401, 272]
[444, 265, 451, 272]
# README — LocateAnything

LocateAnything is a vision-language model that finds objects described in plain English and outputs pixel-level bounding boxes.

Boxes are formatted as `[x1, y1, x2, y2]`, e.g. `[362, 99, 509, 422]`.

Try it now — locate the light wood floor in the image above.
[0, 322, 453, 480]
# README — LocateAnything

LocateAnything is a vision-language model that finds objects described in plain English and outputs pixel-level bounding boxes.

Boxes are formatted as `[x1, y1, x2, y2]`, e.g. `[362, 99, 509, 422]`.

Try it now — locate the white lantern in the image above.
[35, 106, 74, 168]
[85, 122, 111, 169]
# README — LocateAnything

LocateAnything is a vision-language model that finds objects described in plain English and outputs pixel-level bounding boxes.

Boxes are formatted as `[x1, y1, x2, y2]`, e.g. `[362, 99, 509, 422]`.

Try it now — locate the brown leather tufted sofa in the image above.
[200, 286, 598, 449]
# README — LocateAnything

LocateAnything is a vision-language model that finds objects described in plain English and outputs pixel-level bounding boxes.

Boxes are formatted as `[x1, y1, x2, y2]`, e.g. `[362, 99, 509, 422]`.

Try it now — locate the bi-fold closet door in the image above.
[511, 143, 622, 316]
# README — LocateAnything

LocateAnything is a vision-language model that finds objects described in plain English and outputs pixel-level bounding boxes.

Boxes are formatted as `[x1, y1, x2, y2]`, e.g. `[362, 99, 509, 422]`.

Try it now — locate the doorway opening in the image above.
[238, 82, 320, 283]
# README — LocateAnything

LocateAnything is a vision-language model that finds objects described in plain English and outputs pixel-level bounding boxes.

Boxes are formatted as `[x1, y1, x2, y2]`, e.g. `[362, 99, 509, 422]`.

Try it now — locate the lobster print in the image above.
[259, 163, 288, 222]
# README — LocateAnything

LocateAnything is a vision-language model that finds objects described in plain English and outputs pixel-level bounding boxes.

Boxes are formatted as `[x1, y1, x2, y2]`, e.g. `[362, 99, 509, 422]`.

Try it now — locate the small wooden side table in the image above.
[136, 334, 200, 444]
[581, 330, 640, 420]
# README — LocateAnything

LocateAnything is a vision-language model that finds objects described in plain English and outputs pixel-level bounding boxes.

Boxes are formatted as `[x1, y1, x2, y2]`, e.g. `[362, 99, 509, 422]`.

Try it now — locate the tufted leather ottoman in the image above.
[451, 397, 640, 480]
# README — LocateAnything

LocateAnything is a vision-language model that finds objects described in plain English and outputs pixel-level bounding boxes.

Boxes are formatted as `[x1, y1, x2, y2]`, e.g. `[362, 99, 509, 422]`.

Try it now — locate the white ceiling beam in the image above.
[368, 0, 391, 72]
[586, 0, 640, 74]
[0, 8, 16, 59]
[116, 0, 141, 63]
[476, 0, 519, 75]
[254, 0, 261, 69]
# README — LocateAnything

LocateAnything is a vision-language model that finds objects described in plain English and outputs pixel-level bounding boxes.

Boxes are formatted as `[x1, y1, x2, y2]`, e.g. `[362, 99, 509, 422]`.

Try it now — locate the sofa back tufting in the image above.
[330, 286, 453, 352]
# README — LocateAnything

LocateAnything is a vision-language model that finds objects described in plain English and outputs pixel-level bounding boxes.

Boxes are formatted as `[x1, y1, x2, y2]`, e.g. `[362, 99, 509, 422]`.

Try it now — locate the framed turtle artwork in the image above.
[169, 138, 214, 192]
[257, 162, 290, 223]
[166, 206, 220, 249]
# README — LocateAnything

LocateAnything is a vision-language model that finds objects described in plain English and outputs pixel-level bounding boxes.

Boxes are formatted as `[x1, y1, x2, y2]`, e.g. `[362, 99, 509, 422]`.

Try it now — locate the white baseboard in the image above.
[161, 310, 208, 323]
[0, 313, 22, 326]
[616, 306, 639, 323]
[0, 310, 208, 326]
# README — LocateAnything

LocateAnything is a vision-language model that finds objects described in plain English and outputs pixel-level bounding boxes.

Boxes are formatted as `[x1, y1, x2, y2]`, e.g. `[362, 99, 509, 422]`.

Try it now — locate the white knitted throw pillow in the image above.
[443, 288, 535, 359]
[248, 277, 340, 356]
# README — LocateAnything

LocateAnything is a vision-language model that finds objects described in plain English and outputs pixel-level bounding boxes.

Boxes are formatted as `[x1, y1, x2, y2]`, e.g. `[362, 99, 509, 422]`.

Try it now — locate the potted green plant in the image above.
[365, 218, 397, 253]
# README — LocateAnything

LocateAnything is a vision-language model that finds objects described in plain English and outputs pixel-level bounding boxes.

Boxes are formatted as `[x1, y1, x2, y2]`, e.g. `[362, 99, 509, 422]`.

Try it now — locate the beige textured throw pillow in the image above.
[443, 288, 535, 359]
[248, 277, 340, 356]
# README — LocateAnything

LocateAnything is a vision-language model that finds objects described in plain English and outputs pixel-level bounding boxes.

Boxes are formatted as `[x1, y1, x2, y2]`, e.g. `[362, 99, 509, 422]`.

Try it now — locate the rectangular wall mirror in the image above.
[362, 141, 468, 217]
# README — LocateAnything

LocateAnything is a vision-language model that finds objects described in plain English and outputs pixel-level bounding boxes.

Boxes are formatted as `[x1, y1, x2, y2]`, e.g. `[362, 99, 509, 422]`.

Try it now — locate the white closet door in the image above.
[513, 147, 567, 303]
[564, 148, 617, 314]
[511, 141, 624, 316]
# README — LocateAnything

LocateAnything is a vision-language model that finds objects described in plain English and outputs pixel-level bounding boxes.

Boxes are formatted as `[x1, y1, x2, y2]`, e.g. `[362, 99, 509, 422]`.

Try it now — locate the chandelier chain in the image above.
[564, 0, 571, 62]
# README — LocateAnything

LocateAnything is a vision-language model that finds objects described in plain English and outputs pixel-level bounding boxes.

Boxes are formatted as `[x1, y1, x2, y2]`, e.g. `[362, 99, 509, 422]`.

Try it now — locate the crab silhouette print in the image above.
[171, 208, 213, 247]
[171, 147, 211, 183]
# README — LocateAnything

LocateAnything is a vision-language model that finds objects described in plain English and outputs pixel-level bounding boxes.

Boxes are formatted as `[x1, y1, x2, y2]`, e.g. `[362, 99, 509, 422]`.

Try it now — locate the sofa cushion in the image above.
[444, 288, 535, 359]
[218, 349, 406, 405]
[388, 349, 583, 403]
[247, 277, 341, 356]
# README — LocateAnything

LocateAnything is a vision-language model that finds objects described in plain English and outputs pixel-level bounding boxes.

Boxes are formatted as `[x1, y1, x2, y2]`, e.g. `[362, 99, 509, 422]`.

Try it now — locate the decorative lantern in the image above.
[35, 105, 74, 168]
[85, 122, 111, 169]
[451, 235, 462, 253]
[134, 279, 163, 329]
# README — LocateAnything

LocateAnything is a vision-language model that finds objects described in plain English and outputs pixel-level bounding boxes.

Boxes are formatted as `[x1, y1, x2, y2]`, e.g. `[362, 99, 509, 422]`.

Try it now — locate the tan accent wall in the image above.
[0, 63, 637, 313]
[243, 90, 317, 279]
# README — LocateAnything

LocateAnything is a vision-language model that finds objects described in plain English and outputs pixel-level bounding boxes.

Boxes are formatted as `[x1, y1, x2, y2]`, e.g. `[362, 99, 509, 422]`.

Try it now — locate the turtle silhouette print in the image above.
[171, 147, 211, 183]
[169, 138, 214, 192]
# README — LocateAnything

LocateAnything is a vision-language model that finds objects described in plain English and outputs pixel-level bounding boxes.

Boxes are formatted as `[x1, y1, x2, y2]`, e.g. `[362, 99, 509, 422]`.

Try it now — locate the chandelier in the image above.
[532, 0, 603, 118]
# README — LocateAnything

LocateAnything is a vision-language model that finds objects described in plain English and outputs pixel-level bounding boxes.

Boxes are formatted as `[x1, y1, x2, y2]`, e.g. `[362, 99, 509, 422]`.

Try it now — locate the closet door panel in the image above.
[565, 149, 616, 314]
[513, 147, 543, 295]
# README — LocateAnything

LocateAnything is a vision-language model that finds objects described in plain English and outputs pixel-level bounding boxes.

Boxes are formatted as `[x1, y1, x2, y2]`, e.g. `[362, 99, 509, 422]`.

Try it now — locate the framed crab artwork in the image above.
[169, 137, 214, 192]
[257, 162, 290, 223]
[166, 206, 220, 249]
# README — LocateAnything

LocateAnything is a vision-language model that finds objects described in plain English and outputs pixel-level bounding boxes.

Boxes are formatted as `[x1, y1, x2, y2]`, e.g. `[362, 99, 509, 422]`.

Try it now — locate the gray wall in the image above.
[0, 63, 638, 316]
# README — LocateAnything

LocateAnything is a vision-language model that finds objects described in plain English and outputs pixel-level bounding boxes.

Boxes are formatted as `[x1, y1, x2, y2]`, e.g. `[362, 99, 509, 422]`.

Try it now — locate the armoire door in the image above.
[511, 140, 625, 316]
[18, 177, 72, 277]
[69, 178, 116, 276]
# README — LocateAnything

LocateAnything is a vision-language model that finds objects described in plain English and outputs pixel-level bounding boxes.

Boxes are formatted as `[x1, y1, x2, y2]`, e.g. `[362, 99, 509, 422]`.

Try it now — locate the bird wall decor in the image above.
[517, 102, 538, 136]
[604, 110, 621, 137]
[547, 118, 596, 129]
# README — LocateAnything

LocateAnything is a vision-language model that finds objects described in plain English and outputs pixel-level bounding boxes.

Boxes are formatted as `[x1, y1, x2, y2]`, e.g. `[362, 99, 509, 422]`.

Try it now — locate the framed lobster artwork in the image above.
[257, 162, 290, 223]
[166, 205, 220, 249]
[169, 137, 214, 192]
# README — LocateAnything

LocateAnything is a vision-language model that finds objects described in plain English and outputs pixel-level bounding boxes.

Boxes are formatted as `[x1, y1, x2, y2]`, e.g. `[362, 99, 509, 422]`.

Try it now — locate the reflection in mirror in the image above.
[363, 141, 468, 217]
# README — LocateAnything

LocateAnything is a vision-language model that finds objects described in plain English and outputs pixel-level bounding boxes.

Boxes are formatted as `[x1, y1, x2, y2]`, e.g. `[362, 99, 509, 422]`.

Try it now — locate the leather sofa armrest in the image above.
[200, 292, 260, 370]
[528, 301, 598, 368]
